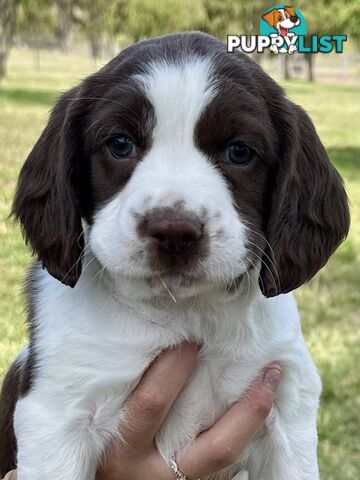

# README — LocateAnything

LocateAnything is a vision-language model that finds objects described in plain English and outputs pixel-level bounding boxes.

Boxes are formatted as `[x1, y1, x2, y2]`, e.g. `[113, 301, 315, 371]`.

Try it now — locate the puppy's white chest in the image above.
[14, 269, 321, 480]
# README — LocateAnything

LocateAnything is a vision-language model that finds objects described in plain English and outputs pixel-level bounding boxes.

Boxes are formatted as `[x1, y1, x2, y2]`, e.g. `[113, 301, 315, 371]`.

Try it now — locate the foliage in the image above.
[0, 0, 358, 78]
[17, 0, 57, 43]
[8, 0, 360, 49]
[110, 0, 207, 43]
[73, 0, 114, 57]
[55, 0, 73, 50]
[298, 0, 360, 39]
[197, 0, 242, 39]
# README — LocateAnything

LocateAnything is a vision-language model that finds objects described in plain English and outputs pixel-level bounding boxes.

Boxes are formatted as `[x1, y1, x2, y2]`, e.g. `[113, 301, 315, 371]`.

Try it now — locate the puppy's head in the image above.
[13, 32, 349, 298]
[262, 7, 300, 31]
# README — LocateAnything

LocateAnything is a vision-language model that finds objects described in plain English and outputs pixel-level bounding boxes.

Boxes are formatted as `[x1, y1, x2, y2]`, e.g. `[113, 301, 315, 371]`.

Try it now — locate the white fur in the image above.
[14, 58, 321, 480]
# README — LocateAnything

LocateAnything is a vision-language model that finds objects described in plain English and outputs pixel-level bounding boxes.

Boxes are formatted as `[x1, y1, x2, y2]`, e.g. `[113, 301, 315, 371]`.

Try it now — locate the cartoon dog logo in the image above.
[262, 6, 301, 54]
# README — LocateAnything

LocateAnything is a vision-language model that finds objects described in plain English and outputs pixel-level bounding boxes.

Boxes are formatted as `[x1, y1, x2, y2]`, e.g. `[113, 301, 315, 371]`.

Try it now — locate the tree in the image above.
[237, 0, 274, 64]
[55, 0, 73, 51]
[17, 0, 57, 46]
[298, 0, 359, 81]
[110, 0, 206, 44]
[0, 0, 20, 80]
[199, 0, 241, 39]
[74, 0, 114, 60]
[200, 0, 273, 65]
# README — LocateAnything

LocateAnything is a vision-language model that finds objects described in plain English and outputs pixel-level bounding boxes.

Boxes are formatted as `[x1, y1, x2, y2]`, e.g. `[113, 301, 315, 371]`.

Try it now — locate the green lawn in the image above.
[0, 48, 359, 479]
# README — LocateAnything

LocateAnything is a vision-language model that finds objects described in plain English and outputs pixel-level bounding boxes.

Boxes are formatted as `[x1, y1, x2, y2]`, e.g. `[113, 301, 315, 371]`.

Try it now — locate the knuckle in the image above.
[132, 389, 167, 416]
[209, 439, 238, 470]
[248, 388, 274, 418]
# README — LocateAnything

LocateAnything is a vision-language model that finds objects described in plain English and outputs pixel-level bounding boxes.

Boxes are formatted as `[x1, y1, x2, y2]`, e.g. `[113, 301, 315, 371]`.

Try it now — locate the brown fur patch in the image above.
[0, 359, 22, 476]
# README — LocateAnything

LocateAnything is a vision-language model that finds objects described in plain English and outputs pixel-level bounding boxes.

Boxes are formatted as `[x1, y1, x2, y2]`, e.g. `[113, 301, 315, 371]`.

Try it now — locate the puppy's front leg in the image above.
[247, 408, 320, 480]
[14, 393, 122, 480]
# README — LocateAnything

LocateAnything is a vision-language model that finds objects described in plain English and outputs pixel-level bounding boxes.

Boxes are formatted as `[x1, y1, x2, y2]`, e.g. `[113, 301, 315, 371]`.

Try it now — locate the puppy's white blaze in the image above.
[135, 57, 217, 145]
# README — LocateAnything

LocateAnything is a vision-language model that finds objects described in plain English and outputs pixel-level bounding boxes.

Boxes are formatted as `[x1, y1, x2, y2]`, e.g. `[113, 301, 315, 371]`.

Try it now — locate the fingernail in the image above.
[178, 342, 201, 358]
[263, 365, 282, 392]
[186, 341, 202, 352]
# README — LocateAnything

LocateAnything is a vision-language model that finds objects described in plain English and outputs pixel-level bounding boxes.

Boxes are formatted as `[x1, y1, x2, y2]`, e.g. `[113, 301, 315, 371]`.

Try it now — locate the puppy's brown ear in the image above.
[12, 87, 84, 287]
[260, 103, 350, 297]
[284, 6, 296, 17]
[262, 10, 277, 27]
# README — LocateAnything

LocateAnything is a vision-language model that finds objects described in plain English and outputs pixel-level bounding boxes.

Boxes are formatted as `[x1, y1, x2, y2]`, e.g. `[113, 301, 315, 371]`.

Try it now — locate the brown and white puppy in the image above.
[262, 6, 301, 54]
[262, 6, 301, 37]
[0, 32, 349, 480]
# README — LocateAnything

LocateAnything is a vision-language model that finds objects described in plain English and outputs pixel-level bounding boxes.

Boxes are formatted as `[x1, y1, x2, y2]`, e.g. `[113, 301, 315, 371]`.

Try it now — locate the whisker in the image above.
[158, 275, 177, 303]
[77, 224, 91, 248]
[84, 263, 106, 290]
[61, 244, 91, 284]
[243, 222, 277, 261]
[245, 239, 280, 291]
[84, 118, 101, 136]
[246, 257, 264, 298]
[244, 271, 251, 301]
[246, 247, 279, 295]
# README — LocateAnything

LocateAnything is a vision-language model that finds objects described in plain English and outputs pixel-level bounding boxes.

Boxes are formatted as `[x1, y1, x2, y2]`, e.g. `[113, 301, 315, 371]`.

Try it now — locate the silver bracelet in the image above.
[169, 454, 191, 480]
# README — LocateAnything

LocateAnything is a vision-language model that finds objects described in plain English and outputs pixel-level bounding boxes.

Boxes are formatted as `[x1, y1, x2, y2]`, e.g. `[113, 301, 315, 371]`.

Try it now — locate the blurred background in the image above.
[0, 1, 359, 478]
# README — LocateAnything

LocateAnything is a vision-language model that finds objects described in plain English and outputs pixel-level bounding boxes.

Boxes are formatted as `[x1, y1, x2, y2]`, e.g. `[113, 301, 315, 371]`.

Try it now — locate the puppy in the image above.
[0, 32, 350, 480]
[262, 7, 301, 54]
[262, 7, 300, 37]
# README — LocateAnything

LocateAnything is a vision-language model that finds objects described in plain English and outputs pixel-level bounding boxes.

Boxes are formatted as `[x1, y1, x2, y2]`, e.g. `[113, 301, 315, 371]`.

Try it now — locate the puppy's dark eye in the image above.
[225, 142, 254, 166]
[108, 135, 135, 159]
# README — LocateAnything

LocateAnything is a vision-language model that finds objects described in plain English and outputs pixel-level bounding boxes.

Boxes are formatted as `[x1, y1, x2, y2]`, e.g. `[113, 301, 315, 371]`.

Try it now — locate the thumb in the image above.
[2, 471, 17, 480]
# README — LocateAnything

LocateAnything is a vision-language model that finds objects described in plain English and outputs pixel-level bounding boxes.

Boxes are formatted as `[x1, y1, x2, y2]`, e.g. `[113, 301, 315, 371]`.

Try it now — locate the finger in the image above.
[2, 471, 17, 480]
[178, 364, 282, 479]
[120, 343, 199, 448]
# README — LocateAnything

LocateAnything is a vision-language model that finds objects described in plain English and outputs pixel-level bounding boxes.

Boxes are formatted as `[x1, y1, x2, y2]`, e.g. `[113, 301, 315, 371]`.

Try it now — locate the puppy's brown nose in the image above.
[290, 15, 298, 22]
[145, 214, 202, 255]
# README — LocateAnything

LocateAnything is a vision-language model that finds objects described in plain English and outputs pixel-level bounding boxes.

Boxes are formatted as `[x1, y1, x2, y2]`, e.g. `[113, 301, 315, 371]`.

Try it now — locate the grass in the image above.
[0, 48, 359, 479]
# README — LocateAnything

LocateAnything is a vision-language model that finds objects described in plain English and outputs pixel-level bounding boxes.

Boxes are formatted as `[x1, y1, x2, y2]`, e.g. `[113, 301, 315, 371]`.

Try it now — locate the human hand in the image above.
[3, 344, 281, 480]
[2, 471, 16, 479]
[96, 343, 282, 480]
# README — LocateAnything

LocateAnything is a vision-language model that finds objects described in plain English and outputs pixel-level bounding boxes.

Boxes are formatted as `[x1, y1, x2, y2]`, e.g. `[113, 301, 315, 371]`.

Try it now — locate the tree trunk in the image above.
[0, 51, 7, 79]
[283, 55, 291, 80]
[90, 37, 102, 60]
[305, 53, 315, 82]
[87, 2, 104, 61]
[56, 0, 72, 52]
[0, 0, 19, 80]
